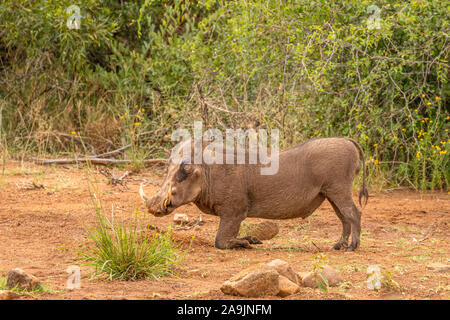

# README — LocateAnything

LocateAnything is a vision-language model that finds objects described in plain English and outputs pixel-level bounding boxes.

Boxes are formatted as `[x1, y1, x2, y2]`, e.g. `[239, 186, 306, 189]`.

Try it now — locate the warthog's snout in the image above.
[139, 183, 173, 216]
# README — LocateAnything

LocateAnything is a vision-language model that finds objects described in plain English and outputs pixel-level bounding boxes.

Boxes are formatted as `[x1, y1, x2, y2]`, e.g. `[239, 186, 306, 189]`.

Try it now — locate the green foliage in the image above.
[311, 252, 329, 292]
[0, 0, 448, 189]
[381, 269, 403, 292]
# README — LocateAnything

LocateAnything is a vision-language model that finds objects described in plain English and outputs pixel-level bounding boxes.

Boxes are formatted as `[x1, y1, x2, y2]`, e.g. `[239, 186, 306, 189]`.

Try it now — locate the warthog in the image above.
[140, 137, 368, 252]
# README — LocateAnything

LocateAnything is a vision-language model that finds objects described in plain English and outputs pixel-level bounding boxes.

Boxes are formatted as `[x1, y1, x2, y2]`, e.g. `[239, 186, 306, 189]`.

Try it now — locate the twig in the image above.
[98, 168, 160, 188]
[98, 168, 130, 187]
[175, 215, 205, 231]
[268, 246, 308, 252]
[311, 241, 322, 252]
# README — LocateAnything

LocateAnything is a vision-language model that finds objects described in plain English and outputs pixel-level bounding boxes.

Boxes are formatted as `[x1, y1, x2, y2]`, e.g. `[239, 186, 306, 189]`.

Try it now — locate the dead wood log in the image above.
[32, 157, 167, 166]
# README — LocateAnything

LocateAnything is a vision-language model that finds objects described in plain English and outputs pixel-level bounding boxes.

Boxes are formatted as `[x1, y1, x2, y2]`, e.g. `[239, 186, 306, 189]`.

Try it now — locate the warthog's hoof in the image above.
[345, 240, 360, 252]
[232, 239, 252, 249]
[329, 242, 347, 251]
[345, 243, 359, 252]
[215, 238, 253, 249]
[239, 236, 262, 245]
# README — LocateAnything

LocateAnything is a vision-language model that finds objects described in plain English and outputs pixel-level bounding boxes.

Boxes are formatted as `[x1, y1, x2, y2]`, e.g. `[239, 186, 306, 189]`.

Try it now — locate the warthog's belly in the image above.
[247, 193, 326, 220]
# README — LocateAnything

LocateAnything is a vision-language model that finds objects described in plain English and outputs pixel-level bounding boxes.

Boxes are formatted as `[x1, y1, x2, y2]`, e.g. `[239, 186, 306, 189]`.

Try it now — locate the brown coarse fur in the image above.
[140, 137, 368, 252]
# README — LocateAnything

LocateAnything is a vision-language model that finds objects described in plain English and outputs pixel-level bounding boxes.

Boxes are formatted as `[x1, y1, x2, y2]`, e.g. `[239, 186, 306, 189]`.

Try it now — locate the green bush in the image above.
[0, 0, 448, 189]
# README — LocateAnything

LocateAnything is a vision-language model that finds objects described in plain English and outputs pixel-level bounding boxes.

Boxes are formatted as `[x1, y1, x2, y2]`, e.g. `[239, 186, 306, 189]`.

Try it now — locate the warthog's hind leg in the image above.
[346, 204, 362, 252]
[327, 192, 362, 252]
[328, 199, 351, 251]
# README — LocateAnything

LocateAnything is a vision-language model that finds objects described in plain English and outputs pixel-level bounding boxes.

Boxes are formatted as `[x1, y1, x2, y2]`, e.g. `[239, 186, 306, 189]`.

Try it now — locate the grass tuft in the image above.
[79, 206, 184, 281]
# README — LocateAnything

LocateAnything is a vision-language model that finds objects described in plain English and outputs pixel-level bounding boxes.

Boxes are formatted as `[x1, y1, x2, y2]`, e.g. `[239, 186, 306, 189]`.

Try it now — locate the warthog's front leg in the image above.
[214, 211, 252, 249]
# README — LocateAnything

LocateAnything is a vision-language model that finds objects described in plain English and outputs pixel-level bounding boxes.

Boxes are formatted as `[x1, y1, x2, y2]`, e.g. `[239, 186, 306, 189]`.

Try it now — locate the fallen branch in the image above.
[94, 144, 131, 158]
[32, 157, 167, 166]
[126, 178, 160, 186]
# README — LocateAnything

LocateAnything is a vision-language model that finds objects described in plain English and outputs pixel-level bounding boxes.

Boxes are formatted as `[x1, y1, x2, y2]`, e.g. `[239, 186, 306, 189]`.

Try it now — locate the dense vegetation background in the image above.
[0, 0, 448, 190]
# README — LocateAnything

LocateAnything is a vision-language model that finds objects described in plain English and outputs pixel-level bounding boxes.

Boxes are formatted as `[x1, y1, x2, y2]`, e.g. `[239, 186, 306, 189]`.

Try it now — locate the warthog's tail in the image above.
[346, 138, 369, 207]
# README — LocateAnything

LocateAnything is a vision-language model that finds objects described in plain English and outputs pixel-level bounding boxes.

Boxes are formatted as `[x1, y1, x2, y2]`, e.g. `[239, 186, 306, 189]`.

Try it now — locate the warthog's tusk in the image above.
[164, 186, 172, 208]
[139, 183, 149, 204]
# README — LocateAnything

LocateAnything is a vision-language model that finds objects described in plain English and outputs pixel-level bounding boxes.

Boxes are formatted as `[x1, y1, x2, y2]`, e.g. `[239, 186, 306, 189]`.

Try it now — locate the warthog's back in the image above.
[246, 137, 361, 219]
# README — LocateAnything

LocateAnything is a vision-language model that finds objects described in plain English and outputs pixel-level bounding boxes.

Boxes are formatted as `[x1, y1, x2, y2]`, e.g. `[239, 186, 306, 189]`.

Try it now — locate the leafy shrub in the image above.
[0, 0, 448, 189]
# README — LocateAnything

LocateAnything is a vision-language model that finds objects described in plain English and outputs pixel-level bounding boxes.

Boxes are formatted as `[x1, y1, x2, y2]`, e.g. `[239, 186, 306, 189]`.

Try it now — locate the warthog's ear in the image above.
[176, 160, 194, 182]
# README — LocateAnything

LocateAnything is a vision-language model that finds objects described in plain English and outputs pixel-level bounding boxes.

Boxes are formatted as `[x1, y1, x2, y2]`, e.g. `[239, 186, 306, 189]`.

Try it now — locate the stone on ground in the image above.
[267, 259, 298, 284]
[301, 265, 341, 288]
[296, 272, 309, 285]
[246, 221, 279, 240]
[220, 264, 279, 297]
[6, 268, 41, 291]
[277, 276, 300, 298]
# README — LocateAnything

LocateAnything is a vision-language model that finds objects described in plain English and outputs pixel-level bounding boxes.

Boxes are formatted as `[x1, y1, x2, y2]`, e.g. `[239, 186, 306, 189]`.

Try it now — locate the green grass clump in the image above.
[79, 208, 184, 281]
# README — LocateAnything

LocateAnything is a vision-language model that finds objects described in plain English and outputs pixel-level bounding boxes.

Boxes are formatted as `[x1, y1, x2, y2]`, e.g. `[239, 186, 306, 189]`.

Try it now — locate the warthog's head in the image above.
[140, 159, 202, 217]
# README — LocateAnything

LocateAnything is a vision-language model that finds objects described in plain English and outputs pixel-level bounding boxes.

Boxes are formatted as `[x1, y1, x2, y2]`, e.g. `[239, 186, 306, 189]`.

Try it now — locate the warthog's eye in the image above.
[175, 161, 189, 183]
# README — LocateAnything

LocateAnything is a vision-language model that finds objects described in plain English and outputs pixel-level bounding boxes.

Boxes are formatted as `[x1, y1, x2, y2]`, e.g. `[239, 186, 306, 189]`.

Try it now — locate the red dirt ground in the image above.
[0, 161, 448, 300]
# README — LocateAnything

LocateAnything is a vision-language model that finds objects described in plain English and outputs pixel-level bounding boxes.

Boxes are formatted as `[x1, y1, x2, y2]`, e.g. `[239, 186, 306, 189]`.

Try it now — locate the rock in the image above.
[296, 272, 309, 285]
[267, 259, 298, 284]
[301, 265, 341, 288]
[246, 221, 279, 240]
[6, 268, 41, 291]
[426, 263, 450, 273]
[277, 276, 300, 298]
[221, 264, 279, 297]
[173, 213, 189, 225]
[0, 290, 20, 300]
